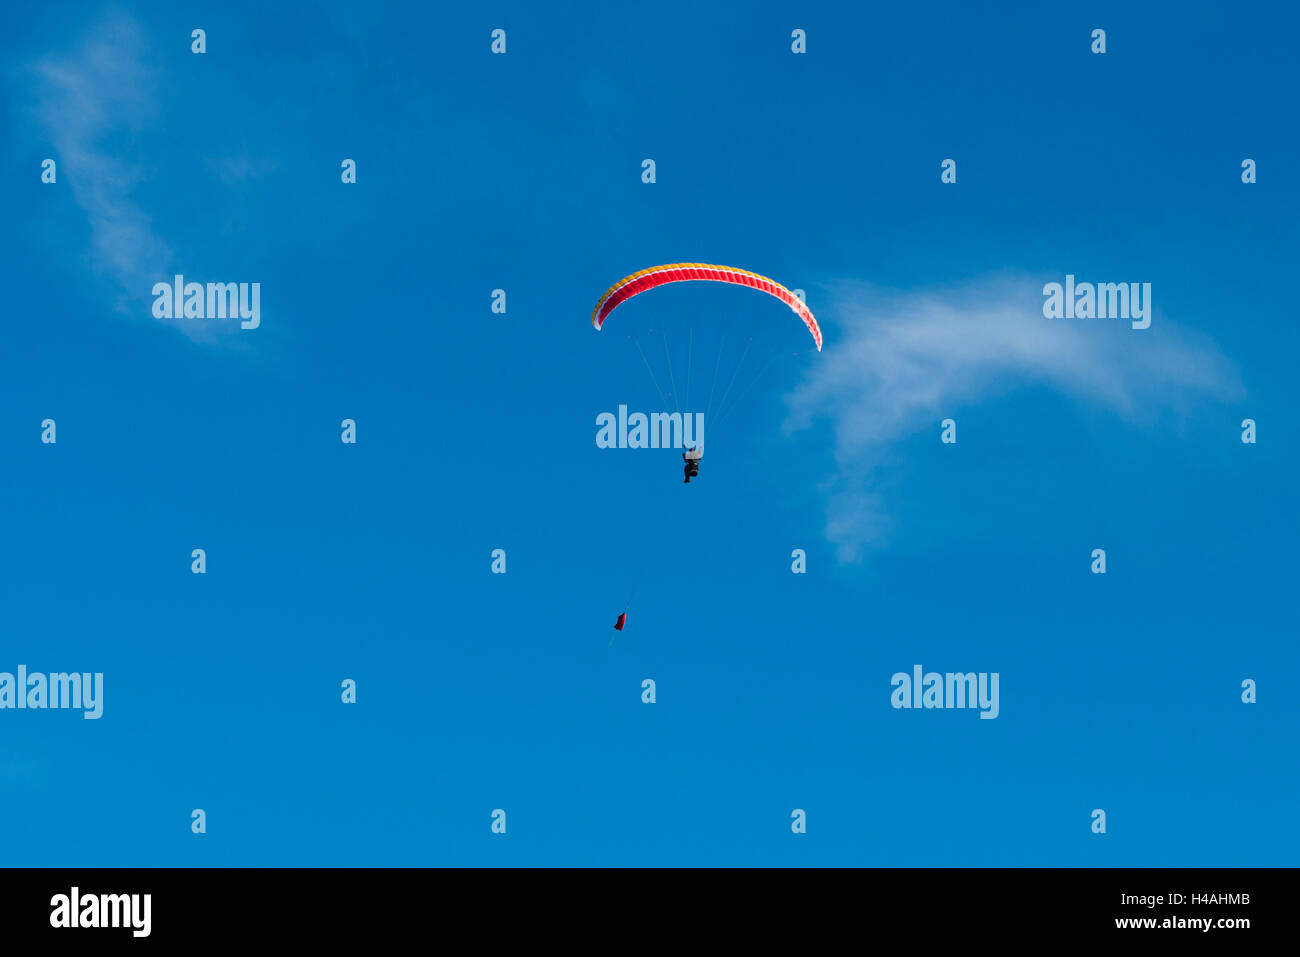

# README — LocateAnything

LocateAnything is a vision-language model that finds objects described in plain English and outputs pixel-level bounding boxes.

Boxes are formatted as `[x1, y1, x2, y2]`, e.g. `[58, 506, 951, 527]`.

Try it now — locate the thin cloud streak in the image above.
[786, 276, 1242, 561]
[28, 12, 170, 311]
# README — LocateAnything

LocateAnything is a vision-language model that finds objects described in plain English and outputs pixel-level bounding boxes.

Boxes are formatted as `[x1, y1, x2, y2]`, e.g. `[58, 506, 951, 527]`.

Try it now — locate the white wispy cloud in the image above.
[785, 276, 1242, 561]
[27, 11, 170, 309]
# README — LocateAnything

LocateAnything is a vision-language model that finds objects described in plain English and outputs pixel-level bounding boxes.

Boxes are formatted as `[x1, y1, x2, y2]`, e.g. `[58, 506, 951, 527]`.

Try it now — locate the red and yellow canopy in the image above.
[591, 263, 822, 351]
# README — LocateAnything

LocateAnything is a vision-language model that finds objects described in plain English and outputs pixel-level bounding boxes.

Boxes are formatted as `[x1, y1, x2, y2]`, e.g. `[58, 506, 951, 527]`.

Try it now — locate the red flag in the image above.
[613, 613, 627, 631]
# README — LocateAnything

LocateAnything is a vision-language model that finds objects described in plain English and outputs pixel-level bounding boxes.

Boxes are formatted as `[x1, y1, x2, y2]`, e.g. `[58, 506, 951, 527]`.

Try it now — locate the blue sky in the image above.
[1, 2, 1296, 866]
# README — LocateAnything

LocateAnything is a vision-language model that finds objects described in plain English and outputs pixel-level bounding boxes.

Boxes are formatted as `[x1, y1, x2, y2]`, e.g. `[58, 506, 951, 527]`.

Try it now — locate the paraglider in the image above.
[682, 446, 702, 483]
[591, 263, 822, 351]
[592, 263, 823, 484]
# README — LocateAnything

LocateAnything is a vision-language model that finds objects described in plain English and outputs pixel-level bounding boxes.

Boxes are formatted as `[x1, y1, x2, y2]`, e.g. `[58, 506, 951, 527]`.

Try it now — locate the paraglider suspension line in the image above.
[713, 350, 779, 435]
[684, 327, 694, 411]
[709, 338, 753, 439]
[662, 330, 681, 414]
[703, 334, 726, 425]
[634, 338, 670, 410]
